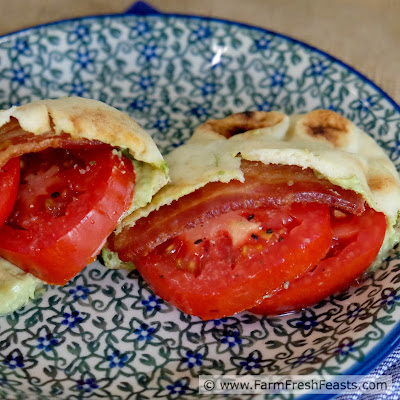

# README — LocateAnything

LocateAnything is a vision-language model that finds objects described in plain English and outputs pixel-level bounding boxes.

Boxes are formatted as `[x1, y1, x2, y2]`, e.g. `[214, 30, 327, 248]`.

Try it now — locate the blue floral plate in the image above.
[0, 9, 400, 400]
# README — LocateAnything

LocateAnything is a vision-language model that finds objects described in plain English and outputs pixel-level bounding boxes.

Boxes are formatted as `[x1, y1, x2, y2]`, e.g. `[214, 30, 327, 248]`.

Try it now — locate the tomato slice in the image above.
[0, 145, 135, 285]
[0, 158, 20, 227]
[134, 203, 332, 320]
[250, 208, 386, 315]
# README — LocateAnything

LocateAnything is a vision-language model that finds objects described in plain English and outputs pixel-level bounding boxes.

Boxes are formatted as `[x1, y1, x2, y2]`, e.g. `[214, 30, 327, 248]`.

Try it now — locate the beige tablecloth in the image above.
[1, 0, 399, 104]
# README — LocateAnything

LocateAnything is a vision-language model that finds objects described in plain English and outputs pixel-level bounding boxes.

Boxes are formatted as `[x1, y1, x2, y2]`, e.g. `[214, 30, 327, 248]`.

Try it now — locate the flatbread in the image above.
[0, 97, 169, 211]
[118, 110, 400, 266]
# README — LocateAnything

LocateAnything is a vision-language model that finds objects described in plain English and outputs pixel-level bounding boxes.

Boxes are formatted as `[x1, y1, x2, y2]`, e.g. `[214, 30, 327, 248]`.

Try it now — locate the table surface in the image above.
[1, 0, 399, 105]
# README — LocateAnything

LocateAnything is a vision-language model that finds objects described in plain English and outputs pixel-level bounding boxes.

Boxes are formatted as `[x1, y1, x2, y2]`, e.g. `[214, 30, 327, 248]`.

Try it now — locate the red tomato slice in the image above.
[134, 203, 332, 320]
[0, 146, 135, 285]
[251, 208, 386, 315]
[0, 158, 20, 227]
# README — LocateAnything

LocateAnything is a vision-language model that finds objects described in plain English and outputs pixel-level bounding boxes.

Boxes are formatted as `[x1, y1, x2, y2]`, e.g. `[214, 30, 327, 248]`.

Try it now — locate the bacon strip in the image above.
[0, 119, 103, 167]
[110, 160, 365, 261]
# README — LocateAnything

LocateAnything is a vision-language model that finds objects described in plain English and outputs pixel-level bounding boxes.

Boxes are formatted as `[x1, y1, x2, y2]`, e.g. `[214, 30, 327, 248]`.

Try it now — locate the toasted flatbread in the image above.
[0, 97, 169, 212]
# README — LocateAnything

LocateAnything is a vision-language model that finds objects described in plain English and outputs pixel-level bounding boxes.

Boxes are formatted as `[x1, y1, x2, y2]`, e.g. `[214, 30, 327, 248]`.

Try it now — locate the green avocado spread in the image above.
[0, 258, 43, 316]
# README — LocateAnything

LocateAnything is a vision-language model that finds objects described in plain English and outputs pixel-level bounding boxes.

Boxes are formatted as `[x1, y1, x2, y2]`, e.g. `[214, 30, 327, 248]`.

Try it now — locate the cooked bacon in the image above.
[0, 118, 103, 167]
[109, 160, 365, 261]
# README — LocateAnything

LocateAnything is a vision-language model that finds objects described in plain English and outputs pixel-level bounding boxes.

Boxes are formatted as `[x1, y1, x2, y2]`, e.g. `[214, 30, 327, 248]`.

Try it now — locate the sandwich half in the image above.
[0, 97, 169, 315]
[107, 110, 400, 319]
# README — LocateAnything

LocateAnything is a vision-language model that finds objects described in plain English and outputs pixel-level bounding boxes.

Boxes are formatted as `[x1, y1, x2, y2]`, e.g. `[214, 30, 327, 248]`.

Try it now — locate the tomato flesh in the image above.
[0, 158, 20, 227]
[134, 203, 332, 320]
[0, 146, 135, 285]
[108, 159, 384, 319]
[251, 208, 386, 315]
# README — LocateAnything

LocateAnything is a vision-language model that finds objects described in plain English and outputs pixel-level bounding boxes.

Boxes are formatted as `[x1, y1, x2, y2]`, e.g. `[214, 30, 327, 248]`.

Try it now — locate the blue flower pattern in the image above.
[254, 37, 271, 50]
[141, 294, 164, 312]
[182, 350, 203, 368]
[70, 82, 87, 97]
[190, 25, 212, 42]
[239, 353, 261, 371]
[381, 288, 400, 307]
[131, 21, 151, 37]
[76, 377, 98, 393]
[212, 318, 228, 327]
[134, 323, 156, 341]
[107, 350, 129, 369]
[12, 66, 30, 85]
[166, 379, 190, 395]
[335, 338, 355, 356]
[152, 116, 170, 132]
[269, 67, 289, 88]
[221, 330, 242, 348]
[62, 310, 84, 328]
[2, 353, 24, 370]
[75, 49, 95, 69]
[294, 314, 319, 330]
[37, 334, 59, 352]
[130, 95, 152, 112]
[190, 105, 209, 119]
[68, 24, 91, 43]
[13, 38, 30, 55]
[201, 82, 218, 97]
[68, 285, 90, 300]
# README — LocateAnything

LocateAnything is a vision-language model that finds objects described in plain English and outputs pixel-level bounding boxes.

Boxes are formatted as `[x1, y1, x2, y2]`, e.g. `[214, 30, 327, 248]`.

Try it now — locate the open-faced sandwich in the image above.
[0, 97, 169, 315]
[107, 110, 400, 320]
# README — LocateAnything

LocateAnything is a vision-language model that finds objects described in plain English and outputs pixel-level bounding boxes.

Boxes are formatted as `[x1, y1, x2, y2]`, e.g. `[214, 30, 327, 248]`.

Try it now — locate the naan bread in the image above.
[0, 97, 169, 212]
[118, 110, 400, 267]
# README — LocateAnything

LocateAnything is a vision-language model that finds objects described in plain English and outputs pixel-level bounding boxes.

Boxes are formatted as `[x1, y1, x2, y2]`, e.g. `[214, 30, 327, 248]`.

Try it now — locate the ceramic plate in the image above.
[0, 12, 400, 400]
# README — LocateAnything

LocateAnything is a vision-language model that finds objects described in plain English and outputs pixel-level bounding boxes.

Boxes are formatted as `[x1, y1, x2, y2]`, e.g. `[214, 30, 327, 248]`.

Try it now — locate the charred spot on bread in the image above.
[300, 109, 351, 147]
[202, 111, 285, 138]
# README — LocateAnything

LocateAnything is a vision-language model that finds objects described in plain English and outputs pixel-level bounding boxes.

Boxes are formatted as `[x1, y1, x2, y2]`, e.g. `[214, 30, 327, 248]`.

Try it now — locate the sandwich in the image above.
[107, 110, 400, 320]
[0, 97, 169, 315]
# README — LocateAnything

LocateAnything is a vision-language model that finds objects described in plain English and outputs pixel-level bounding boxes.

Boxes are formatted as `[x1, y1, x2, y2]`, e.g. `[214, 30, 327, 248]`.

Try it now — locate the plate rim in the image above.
[1, 10, 399, 115]
[0, 11, 399, 399]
